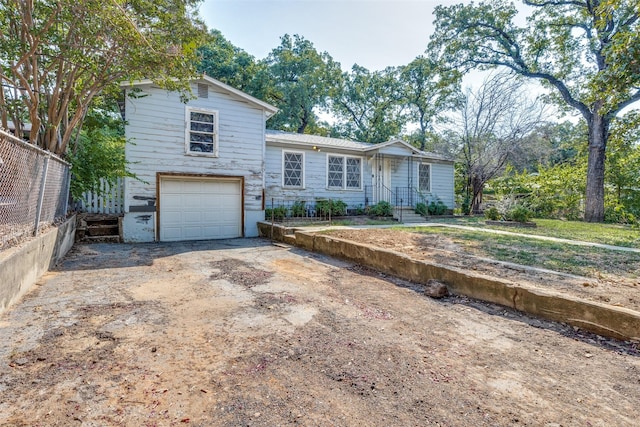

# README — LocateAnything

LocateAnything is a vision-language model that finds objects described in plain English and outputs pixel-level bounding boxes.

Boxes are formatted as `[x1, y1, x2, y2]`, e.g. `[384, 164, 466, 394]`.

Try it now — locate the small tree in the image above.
[449, 72, 545, 214]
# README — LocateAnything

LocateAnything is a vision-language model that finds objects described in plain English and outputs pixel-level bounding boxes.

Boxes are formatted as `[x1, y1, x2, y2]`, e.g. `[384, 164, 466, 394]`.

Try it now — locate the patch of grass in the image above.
[426, 216, 640, 249]
[405, 227, 640, 279]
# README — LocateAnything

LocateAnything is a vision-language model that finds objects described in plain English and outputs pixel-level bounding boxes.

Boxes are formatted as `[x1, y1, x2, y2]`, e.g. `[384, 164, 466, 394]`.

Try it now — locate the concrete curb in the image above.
[0, 215, 76, 314]
[258, 222, 640, 342]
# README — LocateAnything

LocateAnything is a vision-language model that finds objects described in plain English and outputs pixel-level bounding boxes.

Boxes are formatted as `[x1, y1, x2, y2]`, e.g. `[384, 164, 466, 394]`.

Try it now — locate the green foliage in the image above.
[415, 202, 428, 216]
[484, 206, 500, 221]
[429, 0, 640, 222]
[368, 201, 394, 217]
[290, 201, 307, 217]
[263, 34, 342, 134]
[428, 199, 448, 216]
[400, 55, 461, 150]
[0, 0, 207, 155]
[197, 29, 265, 93]
[605, 204, 637, 225]
[316, 199, 347, 217]
[351, 205, 366, 216]
[331, 65, 405, 143]
[67, 99, 135, 201]
[265, 206, 287, 221]
[505, 205, 533, 223]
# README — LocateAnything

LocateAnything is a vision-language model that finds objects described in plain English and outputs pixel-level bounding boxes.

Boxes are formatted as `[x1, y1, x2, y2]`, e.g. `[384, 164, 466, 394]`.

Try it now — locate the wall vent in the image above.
[197, 83, 208, 98]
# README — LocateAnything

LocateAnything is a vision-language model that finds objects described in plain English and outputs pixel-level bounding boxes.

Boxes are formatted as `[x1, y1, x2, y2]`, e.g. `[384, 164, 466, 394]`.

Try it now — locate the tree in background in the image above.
[66, 92, 132, 200]
[449, 72, 545, 214]
[331, 65, 406, 143]
[0, 0, 206, 156]
[505, 121, 583, 173]
[430, 0, 640, 222]
[262, 34, 342, 134]
[197, 29, 265, 94]
[400, 55, 461, 151]
[604, 112, 640, 222]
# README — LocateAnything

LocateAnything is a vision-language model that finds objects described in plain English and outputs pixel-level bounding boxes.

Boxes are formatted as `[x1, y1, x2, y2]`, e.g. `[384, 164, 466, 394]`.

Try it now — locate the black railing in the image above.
[364, 185, 394, 206]
[394, 187, 429, 209]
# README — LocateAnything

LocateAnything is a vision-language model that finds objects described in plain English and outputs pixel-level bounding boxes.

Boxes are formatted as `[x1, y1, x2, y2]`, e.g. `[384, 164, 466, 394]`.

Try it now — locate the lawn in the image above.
[426, 216, 640, 249]
[398, 225, 640, 279]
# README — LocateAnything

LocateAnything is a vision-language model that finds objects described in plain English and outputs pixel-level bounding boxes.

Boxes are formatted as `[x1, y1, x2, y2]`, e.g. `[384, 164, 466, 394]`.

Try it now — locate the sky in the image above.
[199, 0, 464, 72]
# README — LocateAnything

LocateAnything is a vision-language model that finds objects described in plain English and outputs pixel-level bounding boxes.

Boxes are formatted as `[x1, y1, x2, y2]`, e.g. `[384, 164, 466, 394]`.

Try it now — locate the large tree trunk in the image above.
[584, 112, 609, 222]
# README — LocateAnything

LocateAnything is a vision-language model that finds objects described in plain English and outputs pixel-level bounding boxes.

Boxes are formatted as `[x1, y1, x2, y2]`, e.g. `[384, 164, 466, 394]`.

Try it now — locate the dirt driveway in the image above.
[1, 238, 639, 426]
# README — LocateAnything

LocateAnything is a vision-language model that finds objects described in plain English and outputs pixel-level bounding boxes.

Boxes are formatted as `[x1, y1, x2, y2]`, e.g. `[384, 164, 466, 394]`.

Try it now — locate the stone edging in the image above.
[257, 222, 640, 342]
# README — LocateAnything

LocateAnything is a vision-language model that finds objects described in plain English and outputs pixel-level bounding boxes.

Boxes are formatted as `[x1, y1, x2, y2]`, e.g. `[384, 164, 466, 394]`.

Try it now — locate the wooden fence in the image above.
[79, 177, 124, 214]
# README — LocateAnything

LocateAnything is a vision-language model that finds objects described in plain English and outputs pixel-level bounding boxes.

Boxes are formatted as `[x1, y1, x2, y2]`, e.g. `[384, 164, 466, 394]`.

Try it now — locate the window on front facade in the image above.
[328, 155, 361, 189]
[283, 151, 304, 188]
[419, 163, 431, 192]
[187, 108, 217, 155]
[346, 157, 361, 189]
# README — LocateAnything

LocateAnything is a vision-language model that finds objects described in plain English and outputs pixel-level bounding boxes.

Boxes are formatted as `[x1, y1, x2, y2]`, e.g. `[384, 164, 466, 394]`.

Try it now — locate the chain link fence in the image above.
[0, 128, 71, 249]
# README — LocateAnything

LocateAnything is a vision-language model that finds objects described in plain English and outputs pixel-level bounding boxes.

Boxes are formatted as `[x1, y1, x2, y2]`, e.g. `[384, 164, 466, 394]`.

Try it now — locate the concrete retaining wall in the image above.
[257, 222, 640, 341]
[0, 215, 76, 314]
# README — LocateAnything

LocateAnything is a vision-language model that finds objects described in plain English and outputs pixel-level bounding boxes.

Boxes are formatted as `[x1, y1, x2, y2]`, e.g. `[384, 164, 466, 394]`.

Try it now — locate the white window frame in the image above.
[418, 162, 432, 193]
[185, 106, 219, 156]
[326, 154, 363, 190]
[282, 150, 305, 189]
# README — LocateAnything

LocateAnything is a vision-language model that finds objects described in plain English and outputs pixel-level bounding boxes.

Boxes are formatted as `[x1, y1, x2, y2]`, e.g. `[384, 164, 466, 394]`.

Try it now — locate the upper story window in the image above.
[327, 155, 362, 190]
[419, 163, 431, 192]
[186, 107, 218, 155]
[283, 151, 304, 188]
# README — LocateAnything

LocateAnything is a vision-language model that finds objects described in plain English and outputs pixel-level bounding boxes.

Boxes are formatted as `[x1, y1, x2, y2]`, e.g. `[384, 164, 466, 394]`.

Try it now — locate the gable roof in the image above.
[121, 74, 278, 118]
[265, 130, 452, 162]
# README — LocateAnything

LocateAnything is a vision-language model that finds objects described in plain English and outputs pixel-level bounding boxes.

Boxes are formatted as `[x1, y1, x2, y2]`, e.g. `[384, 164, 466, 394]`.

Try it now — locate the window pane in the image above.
[190, 142, 214, 153]
[188, 109, 216, 154]
[328, 156, 344, 188]
[346, 158, 361, 189]
[190, 112, 214, 123]
[419, 164, 431, 191]
[190, 133, 214, 143]
[283, 152, 303, 187]
[191, 122, 214, 133]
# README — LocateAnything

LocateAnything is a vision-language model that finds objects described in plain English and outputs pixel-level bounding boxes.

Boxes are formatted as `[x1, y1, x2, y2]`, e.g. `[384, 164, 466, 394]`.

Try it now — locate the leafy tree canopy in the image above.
[0, 0, 207, 155]
[331, 65, 406, 143]
[400, 55, 461, 151]
[262, 34, 342, 134]
[429, 0, 640, 222]
[197, 29, 265, 94]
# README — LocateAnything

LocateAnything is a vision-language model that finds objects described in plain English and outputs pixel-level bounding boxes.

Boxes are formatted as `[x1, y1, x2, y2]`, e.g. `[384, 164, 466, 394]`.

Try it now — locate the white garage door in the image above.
[159, 177, 242, 241]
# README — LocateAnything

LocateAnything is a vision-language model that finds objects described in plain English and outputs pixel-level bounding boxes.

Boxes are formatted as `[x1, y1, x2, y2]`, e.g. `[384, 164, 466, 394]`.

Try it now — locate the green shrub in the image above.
[605, 204, 637, 225]
[484, 206, 500, 220]
[290, 201, 306, 217]
[265, 206, 287, 221]
[368, 201, 394, 217]
[506, 205, 533, 223]
[316, 199, 347, 217]
[415, 202, 428, 216]
[428, 199, 447, 215]
[350, 204, 366, 216]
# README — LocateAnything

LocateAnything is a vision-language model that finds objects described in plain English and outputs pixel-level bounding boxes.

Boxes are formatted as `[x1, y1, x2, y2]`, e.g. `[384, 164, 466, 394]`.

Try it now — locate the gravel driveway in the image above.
[0, 238, 638, 426]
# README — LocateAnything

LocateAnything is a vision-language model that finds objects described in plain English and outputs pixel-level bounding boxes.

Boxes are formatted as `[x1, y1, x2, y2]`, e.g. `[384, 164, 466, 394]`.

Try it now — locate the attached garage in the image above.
[158, 175, 243, 242]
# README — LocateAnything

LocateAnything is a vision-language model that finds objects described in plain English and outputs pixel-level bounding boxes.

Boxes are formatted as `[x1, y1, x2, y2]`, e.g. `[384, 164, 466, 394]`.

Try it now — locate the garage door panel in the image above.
[159, 177, 242, 242]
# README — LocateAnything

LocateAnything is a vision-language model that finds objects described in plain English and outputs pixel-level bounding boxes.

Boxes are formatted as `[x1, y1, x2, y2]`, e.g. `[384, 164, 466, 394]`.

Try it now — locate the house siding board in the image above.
[431, 163, 455, 208]
[123, 82, 266, 241]
[265, 145, 369, 209]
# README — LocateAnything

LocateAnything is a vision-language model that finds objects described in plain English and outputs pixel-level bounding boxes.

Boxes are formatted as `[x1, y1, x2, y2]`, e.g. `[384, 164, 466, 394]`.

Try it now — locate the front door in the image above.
[371, 156, 392, 204]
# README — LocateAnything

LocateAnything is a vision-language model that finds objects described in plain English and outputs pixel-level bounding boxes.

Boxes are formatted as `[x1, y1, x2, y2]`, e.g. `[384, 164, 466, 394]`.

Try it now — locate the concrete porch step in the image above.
[393, 207, 426, 224]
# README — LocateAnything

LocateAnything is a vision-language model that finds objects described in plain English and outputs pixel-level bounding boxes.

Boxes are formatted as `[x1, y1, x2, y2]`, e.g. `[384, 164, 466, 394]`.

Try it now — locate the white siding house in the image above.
[265, 130, 455, 212]
[121, 76, 277, 242]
